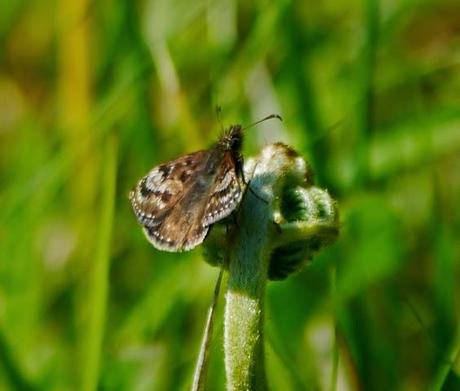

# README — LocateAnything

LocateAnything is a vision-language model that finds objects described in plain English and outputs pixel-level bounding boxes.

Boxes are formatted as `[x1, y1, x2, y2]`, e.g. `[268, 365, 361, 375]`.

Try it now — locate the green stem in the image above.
[219, 143, 339, 390]
[225, 189, 271, 390]
[192, 268, 224, 391]
[330, 266, 339, 391]
[224, 144, 298, 390]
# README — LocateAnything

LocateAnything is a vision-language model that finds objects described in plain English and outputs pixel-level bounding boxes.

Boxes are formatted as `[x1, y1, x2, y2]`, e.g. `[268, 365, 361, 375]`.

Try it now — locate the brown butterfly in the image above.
[129, 114, 281, 252]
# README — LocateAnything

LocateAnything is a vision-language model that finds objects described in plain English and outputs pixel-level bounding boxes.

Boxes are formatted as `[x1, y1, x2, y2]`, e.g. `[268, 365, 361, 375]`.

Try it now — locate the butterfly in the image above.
[129, 114, 281, 252]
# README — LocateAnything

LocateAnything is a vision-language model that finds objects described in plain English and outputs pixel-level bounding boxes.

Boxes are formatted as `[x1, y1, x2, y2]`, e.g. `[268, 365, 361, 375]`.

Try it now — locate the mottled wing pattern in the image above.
[129, 150, 208, 251]
[173, 152, 242, 250]
[130, 150, 244, 252]
[202, 153, 243, 227]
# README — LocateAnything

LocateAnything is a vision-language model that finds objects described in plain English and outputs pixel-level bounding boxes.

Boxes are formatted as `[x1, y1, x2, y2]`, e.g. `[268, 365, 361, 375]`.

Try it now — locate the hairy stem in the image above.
[224, 144, 301, 390]
[225, 190, 271, 390]
[211, 143, 339, 390]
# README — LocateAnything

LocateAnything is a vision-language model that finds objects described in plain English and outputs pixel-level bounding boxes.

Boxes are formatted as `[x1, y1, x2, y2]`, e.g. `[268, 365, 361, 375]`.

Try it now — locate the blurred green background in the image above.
[1, 0, 460, 390]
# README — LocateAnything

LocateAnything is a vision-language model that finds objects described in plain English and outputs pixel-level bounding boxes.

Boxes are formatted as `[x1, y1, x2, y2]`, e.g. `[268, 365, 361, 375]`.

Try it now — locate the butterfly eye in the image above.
[231, 135, 242, 150]
[229, 126, 242, 149]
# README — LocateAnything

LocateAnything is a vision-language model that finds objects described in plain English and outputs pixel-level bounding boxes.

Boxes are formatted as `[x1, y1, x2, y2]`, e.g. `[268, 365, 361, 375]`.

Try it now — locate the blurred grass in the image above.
[0, 0, 460, 390]
[82, 135, 117, 391]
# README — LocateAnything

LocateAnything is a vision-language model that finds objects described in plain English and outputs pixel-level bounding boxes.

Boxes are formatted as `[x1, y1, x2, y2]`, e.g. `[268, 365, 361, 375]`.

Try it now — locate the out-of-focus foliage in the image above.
[0, 0, 459, 390]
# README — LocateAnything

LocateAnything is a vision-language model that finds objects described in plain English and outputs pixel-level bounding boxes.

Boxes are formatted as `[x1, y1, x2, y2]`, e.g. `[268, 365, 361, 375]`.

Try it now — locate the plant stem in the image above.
[225, 188, 271, 390]
[330, 266, 339, 391]
[224, 145, 295, 390]
[192, 268, 224, 391]
[221, 143, 339, 390]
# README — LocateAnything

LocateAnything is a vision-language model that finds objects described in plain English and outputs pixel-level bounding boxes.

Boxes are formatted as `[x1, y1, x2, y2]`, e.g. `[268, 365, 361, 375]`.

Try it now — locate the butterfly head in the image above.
[219, 125, 243, 152]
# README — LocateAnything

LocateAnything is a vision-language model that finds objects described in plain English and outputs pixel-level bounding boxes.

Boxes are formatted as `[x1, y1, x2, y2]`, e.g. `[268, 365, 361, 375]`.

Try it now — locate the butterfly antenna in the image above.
[215, 105, 224, 133]
[242, 113, 282, 131]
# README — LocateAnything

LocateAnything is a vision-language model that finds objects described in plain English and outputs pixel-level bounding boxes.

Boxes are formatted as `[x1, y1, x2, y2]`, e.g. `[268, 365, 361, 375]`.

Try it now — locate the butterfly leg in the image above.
[241, 170, 268, 204]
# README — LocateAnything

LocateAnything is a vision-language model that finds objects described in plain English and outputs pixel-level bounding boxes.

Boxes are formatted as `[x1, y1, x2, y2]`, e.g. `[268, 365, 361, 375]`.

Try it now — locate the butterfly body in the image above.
[130, 125, 244, 252]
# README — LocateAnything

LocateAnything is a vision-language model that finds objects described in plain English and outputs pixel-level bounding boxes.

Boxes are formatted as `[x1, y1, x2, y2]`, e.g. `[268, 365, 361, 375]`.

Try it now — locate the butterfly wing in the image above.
[165, 151, 243, 251]
[130, 150, 243, 252]
[130, 150, 209, 251]
[202, 152, 243, 227]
